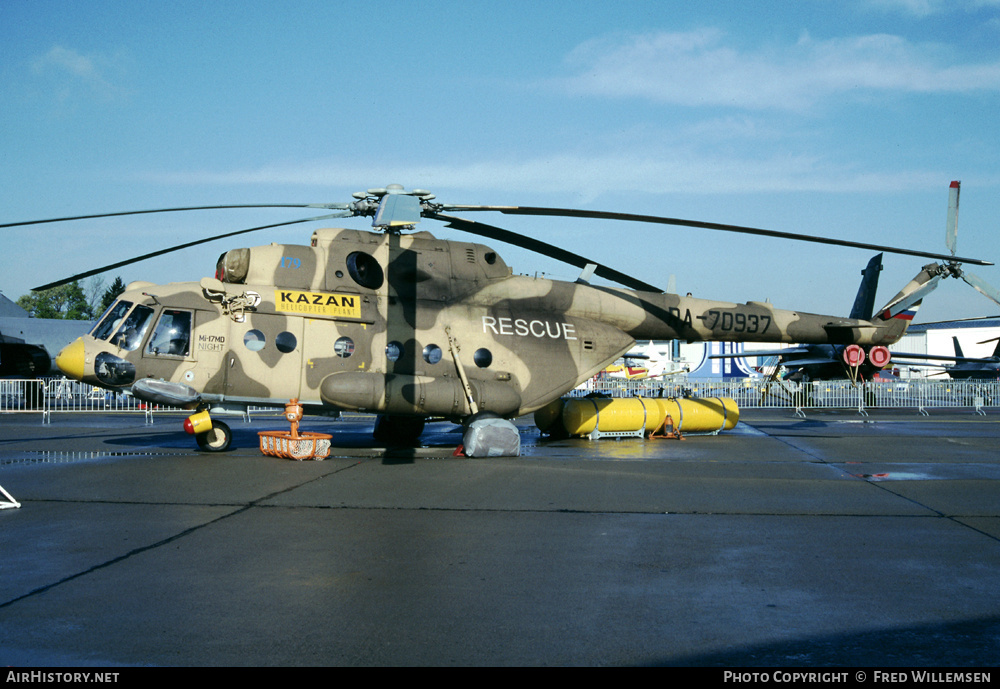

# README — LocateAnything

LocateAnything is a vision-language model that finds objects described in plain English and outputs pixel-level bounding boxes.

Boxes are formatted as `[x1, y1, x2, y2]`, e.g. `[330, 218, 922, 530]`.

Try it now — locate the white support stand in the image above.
[0, 484, 21, 509]
[588, 426, 645, 440]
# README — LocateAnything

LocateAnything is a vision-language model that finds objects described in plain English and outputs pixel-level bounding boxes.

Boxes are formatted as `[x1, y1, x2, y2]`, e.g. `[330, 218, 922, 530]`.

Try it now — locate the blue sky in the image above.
[3, 0, 1000, 323]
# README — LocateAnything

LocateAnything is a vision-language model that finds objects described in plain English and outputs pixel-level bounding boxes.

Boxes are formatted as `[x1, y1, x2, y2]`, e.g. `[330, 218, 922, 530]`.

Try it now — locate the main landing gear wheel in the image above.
[196, 420, 232, 452]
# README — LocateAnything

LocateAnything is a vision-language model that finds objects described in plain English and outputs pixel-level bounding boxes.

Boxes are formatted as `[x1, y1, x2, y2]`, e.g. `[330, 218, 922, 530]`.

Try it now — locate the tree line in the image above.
[15, 276, 126, 321]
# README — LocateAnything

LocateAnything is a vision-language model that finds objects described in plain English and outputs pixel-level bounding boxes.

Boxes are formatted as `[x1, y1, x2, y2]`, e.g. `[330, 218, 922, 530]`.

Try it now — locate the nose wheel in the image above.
[195, 420, 232, 452]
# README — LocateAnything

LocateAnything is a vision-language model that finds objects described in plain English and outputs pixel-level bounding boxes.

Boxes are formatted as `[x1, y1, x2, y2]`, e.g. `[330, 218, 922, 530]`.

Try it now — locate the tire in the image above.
[196, 420, 232, 452]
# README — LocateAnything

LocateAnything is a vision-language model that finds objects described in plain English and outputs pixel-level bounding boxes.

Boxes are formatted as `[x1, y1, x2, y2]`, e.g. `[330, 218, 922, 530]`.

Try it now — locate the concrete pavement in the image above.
[1, 409, 998, 666]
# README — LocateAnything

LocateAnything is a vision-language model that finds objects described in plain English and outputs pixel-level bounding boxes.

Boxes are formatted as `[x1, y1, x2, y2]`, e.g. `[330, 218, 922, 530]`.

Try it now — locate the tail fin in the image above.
[953, 336, 965, 358]
[849, 254, 883, 320]
[871, 262, 946, 343]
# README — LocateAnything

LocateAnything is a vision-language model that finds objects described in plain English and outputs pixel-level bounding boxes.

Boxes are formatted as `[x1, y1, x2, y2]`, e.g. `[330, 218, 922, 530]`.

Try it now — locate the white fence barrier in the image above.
[1, 378, 158, 423]
[2, 376, 998, 420]
[0, 377, 281, 423]
[571, 377, 999, 415]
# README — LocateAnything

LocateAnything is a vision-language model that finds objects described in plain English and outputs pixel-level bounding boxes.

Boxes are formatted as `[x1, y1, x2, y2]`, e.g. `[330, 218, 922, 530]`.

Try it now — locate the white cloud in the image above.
[31, 46, 128, 101]
[865, 0, 1000, 16]
[141, 153, 958, 200]
[559, 29, 1000, 110]
[866, 0, 944, 16]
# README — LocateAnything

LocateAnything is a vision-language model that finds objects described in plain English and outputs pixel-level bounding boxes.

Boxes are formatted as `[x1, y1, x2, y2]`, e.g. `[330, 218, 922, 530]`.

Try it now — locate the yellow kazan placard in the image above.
[275, 290, 361, 318]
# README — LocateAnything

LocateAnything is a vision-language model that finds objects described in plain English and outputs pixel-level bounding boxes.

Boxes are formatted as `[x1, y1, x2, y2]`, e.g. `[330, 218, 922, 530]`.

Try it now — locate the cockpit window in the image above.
[91, 300, 133, 341]
[146, 309, 192, 356]
[111, 305, 154, 352]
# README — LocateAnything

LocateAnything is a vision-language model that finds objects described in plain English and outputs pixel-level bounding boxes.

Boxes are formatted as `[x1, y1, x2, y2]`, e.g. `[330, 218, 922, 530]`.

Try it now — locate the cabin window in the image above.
[334, 337, 354, 358]
[423, 344, 442, 365]
[244, 329, 266, 352]
[386, 341, 403, 362]
[473, 348, 493, 368]
[275, 331, 297, 353]
[111, 305, 154, 352]
[146, 310, 192, 357]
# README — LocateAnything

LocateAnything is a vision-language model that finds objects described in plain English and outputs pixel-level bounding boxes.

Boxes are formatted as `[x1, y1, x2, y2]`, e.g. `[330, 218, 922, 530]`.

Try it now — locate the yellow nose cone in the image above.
[56, 337, 86, 380]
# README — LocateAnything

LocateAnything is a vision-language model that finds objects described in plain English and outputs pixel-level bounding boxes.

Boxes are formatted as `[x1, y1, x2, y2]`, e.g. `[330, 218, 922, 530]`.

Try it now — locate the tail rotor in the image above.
[945, 181, 1000, 308]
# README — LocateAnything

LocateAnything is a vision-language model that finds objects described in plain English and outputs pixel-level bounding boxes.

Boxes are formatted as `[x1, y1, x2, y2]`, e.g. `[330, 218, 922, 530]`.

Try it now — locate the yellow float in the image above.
[537, 396, 739, 438]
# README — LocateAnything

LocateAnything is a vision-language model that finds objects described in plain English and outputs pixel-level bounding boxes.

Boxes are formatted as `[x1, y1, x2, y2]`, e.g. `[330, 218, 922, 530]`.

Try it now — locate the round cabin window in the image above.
[244, 329, 266, 352]
[423, 344, 442, 365]
[473, 348, 493, 368]
[334, 337, 355, 358]
[275, 331, 297, 353]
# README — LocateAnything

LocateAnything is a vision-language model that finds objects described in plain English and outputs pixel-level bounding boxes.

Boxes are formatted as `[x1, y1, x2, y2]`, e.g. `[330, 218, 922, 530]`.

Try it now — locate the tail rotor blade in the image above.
[961, 271, 1000, 308]
[946, 181, 960, 256]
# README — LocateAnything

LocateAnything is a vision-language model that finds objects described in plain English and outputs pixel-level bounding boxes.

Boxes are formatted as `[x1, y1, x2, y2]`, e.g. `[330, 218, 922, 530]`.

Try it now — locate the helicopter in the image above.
[6, 182, 995, 455]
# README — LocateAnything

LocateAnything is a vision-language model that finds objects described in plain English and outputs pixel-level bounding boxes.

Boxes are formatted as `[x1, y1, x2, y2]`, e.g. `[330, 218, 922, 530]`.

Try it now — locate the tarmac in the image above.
[1, 407, 999, 667]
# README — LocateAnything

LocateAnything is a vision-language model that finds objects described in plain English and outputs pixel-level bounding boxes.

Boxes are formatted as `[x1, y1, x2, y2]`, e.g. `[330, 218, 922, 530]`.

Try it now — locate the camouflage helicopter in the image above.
[6, 183, 993, 455]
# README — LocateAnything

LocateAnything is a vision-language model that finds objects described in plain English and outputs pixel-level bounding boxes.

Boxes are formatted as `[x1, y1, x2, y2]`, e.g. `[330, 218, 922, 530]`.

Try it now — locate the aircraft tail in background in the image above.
[849, 253, 883, 321]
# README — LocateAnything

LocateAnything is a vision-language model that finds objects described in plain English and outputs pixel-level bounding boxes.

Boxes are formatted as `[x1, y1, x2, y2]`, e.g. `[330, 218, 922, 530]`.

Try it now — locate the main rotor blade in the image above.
[31, 212, 352, 292]
[2, 203, 351, 229]
[441, 205, 993, 266]
[426, 211, 663, 293]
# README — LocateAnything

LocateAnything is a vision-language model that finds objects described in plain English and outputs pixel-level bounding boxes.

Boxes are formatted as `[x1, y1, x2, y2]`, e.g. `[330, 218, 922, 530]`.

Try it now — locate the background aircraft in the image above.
[894, 336, 1000, 380]
[601, 341, 687, 380]
[0, 293, 93, 377]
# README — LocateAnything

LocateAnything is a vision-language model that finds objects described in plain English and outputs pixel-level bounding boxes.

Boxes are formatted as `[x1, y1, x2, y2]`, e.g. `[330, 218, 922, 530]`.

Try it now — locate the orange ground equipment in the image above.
[258, 398, 333, 460]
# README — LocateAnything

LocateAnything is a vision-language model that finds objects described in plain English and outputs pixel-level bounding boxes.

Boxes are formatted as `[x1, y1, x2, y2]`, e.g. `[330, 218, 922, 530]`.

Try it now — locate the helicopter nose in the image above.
[56, 337, 86, 380]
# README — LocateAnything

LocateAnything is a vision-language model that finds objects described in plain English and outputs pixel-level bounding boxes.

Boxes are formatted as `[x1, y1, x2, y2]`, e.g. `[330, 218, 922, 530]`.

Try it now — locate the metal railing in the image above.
[2, 376, 998, 421]
[570, 377, 1000, 416]
[2, 378, 161, 423]
[0, 378, 285, 424]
